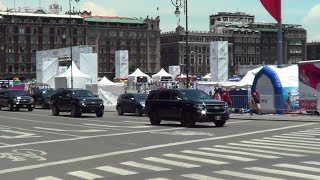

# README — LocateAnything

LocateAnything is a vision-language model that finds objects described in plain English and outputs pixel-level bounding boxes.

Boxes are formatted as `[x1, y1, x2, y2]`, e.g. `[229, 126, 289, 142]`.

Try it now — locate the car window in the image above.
[179, 90, 212, 100]
[170, 91, 181, 100]
[157, 91, 171, 100]
[146, 91, 158, 100]
[8, 90, 28, 96]
[133, 94, 148, 101]
[73, 90, 94, 97]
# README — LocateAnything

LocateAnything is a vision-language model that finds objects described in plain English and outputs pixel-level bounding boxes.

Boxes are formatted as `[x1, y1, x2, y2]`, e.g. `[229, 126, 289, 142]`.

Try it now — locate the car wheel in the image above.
[150, 110, 161, 125]
[51, 104, 60, 116]
[182, 111, 196, 128]
[96, 109, 104, 117]
[71, 105, 81, 117]
[28, 107, 33, 111]
[41, 102, 46, 109]
[135, 107, 142, 116]
[214, 120, 226, 127]
[0, 106, 1, 110]
[8, 103, 14, 111]
[117, 106, 124, 115]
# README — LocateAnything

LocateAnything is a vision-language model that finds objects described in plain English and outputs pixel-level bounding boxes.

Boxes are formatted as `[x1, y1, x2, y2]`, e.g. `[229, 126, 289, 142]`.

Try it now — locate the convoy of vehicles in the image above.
[0, 89, 34, 111]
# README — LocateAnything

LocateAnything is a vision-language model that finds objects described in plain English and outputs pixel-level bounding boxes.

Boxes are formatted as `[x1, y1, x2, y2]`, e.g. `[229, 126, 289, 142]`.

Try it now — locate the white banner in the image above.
[169, 66, 181, 79]
[210, 41, 229, 82]
[115, 50, 129, 78]
[80, 53, 98, 84]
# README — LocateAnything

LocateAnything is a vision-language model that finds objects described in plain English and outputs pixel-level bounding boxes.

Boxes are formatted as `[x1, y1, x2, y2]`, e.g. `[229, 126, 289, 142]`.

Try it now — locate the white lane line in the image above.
[95, 165, 138, 175]
[214, 170, 284, 180]
[0, 123, 314, 175]
[147, 178, 171, 180]
[67, 170, 103, 179]
[228, 142, 320, 154]
[272, 135, 320, 141]
[83, 123, 151, 129]
[281, 133, 314, 137]
[163, 153, 228, 165]
[274, 163, 320, 173]
[34, 127, 107, 133]
[214, 145, 304, 157]
[289, 132, 320, 135]
[245, 167, 320, 180]
[199, 147, 280, 159]
[0, 142, 10, 146]
[302, 161, 320, 166]
[242, 140, 320, 151]
[35, 176, 63, 180]
[252, 139, 320, 147]
[120, 161, 170, 171]
[143, 157, 200, 168]
[181, 173, 225, 180]
[182, 150, 256, 162]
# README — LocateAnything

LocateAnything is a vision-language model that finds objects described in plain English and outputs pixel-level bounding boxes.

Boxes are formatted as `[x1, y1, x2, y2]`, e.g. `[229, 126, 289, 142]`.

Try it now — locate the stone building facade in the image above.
[307, 42, 320, 60]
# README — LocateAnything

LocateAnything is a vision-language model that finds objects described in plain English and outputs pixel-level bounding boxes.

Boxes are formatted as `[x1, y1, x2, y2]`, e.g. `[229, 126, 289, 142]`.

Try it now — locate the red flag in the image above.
[260, 0, 282, 23]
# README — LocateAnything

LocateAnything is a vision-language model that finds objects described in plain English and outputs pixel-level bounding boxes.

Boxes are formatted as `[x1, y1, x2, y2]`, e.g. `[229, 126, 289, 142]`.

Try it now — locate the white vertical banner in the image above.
[80, 53, 98, 84]
[169, 66, 181, 80]
[115, 50, 129, 78]
[210, 41, 229, 82]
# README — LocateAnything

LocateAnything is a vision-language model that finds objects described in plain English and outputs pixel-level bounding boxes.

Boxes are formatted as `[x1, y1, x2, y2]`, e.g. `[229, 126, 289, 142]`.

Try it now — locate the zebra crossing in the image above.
[35, 128, 320, 180]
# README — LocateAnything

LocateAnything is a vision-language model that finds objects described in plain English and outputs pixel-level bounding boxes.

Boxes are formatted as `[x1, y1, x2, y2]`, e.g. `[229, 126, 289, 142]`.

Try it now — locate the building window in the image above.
[19, 46, 25, 53]
[18, 27, 25, 34]
[256, 47, 260, 54]
[243, 46, 247, 54]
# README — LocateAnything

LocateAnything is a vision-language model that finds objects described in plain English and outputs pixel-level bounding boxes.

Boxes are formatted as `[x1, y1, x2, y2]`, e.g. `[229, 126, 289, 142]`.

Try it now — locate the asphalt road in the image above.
[0, 108, 319, 180]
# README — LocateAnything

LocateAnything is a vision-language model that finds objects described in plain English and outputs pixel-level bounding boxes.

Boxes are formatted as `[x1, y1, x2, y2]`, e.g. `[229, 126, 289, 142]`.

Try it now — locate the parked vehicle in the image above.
[50, 89, 104, 117]
[35, 89, 58, 109]
[116, 93, 148, 116]
[144, 89, 229, 127]
[0, 89, 34, 111]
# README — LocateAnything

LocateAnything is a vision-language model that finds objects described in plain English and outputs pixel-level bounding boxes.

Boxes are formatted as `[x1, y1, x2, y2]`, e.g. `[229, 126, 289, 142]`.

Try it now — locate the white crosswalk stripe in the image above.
[245, 167, 320, 180]
[199, 147, 280, 159]
[214, 170, 284, 180]
[182, 150, 256, 162]
[263, 137, 320, 145]
[273, 163, 320, 173]
[120, 161, 171, 171]
[35, 177, 63, 180]
[272, 135, 320, 141]
[290, 132, 320, 135]
[250, 139, 320, 147]
[163, 153, 228, 165]
[146, 178, 172, 180]
[302, 161, 320, 166]
[95, 165, 138, 175]
[281, 133, 315, 137]
[241, 141, 320, 152]
[143, 157, 200, 168]
[214, 145, 304, 157]
[67, 170, 104, 179]
[181, 173, 225, 180]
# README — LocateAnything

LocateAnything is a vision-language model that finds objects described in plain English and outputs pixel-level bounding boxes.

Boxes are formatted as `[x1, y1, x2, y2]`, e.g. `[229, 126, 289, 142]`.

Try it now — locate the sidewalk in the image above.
[230, 113, 320, 122]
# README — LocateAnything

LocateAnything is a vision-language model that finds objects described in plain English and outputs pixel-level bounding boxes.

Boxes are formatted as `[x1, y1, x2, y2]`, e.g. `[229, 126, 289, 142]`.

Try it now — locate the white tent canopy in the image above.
[128, 68, 151, 85]
[98, 76, 114, 86]
[54, 61, 91, 89]
[151, 68, 173, 82]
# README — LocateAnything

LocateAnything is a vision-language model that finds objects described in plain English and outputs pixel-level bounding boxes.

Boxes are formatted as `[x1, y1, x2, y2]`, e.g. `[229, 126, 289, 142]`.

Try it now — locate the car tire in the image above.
[41, 102, 46, 109]
[214, 120, 226, 127]
[135, 107, 142, 116]
[96, 109, 104, 117]
[150, 110, 161, 125]
[8, 103, 14, 111]
[28, 107, 33, 111]
[117, 106, 124, 115]
[0, 106, 1, 110]
[71, 105, 81, 117]
[51, 104, 60, 116]
[182, 111, 196, 128]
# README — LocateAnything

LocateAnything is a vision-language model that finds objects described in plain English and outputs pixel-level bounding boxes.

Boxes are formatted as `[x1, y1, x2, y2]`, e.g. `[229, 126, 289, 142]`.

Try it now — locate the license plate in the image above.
[215, 116, 221, 120]
[23, 105, 27, 107]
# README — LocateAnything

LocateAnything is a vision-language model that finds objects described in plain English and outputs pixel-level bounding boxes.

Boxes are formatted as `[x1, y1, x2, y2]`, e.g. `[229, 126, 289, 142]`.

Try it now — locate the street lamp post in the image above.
[68, 0, 74, 90]
[171, 0, 189, 88]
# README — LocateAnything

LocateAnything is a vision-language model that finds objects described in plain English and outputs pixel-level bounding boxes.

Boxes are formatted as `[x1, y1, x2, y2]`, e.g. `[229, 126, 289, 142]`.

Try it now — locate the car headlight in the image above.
[17, 96, 22, 100]
[13, 98, 18, 103]
[140, 102, 145, 107]
[79, 100, 86, 106]
[30, 98, 34, 103]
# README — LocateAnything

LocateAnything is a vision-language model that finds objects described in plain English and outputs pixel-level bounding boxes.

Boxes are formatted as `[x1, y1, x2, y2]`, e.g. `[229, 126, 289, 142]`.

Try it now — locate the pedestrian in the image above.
[286, 91, 292, 113]
[213, 88, 222, 101]
[222, 88, 232, 107]
[250, 90, 261, 115]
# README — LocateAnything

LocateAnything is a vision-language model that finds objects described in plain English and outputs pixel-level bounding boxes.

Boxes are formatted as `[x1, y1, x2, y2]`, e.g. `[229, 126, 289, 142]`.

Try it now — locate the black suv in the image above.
[145, 89, 229, 127]
[50, 89, 104, 117]
[34, 89, 58, 109]
[116, 93, 148, 116]
[0, 89, 34, 111]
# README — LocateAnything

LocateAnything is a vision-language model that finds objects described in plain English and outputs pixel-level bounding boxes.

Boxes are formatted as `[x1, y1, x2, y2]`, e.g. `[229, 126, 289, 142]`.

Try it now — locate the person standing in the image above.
[251, 90, 261, 115]
[222, 88, 232, 107]
[213, 88, 222, 101]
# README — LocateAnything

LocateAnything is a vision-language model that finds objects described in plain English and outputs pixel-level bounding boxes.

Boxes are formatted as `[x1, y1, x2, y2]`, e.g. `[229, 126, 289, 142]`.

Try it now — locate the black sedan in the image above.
[116, 93, 148, 116]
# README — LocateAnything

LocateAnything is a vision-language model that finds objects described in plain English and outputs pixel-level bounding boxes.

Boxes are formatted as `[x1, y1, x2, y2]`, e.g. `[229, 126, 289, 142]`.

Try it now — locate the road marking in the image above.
[0, 130, 41, 139]
[289, 132, 320, 135]
[181, 173, 225, 180]
[120, 161, 170, 171]
[214, 170, 284, 180]
[251, 139, 320, 147]
[83, 123, 151, 129]
[272, 135, 320, 141]
[182, 150, 256, 162]
[34, 127, 107, 133]
[0, 123, 315, 175]
[274, 163, 320, 173]
[95, 165, 138, 175]
[228, 142, 320, 154]
[302, 161, 320, 166]
[263, 137, 320, 144]
[214, 145, 304, 157]
[67, 170, 103, 179]
[143, 157, 200, 168]
[147, 178, 171, 180]
[281, 133, 314, 137]
[198, 147, 280, 159]
[35, 176, 63, 180]
[163, 153, 228, 165]
[242, 140, 320, 151]
[245, 167, 320, 179]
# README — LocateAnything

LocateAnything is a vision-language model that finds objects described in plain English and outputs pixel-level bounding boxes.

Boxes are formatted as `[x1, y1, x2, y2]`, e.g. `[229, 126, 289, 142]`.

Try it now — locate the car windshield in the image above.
[8, 90, 28, 96]
[42, 90, 55, 97]
[179, 89, 212, 100]
[72, 90, 95, 97]
[133, 93, 148, 101]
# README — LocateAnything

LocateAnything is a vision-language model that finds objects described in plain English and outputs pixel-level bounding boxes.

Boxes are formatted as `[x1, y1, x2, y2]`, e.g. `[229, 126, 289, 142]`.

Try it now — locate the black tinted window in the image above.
[133, 94, 148, 101]
[157, 91, 171, 100]
[179, 90, 211, 100]
[8, 90, 28, 96]
[170, 91, 181, 100]
[73, 90, 94, 97]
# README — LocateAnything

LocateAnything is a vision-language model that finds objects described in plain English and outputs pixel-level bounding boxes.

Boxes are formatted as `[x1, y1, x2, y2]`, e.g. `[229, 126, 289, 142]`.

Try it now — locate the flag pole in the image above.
[277, 21, 282, 68]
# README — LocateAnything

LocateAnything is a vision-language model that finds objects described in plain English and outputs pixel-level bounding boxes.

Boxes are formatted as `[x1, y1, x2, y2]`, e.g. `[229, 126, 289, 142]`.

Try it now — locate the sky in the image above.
[0, 0, 319, 42]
